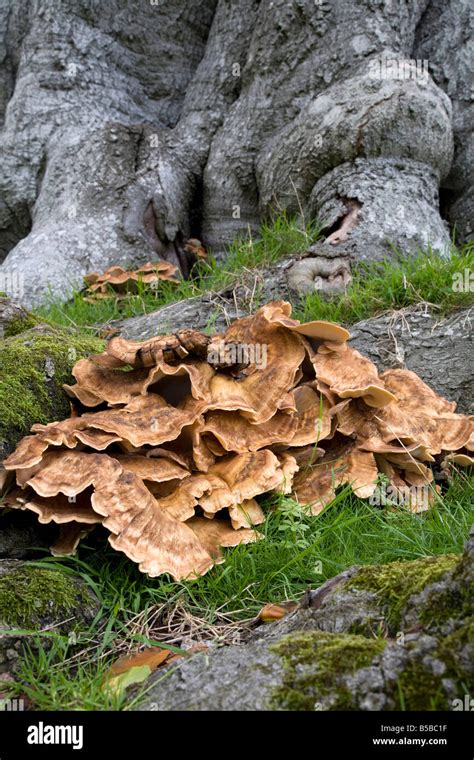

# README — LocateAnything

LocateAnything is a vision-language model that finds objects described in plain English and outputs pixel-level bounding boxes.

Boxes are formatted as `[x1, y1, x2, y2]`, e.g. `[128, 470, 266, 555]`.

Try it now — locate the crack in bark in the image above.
[323, 198, 362, 246]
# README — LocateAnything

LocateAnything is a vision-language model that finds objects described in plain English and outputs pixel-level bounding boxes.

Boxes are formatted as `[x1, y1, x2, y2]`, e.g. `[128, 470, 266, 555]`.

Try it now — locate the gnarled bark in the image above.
[0, 0, 468, 307]
[414, 0, 473, 242]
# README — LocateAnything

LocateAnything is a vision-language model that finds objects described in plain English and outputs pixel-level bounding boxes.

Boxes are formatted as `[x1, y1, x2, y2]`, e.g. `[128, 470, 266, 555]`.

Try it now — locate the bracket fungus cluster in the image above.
[83, 261, 180, 302]
[1, 302, 472, 580]
[83, 240, 206, 303]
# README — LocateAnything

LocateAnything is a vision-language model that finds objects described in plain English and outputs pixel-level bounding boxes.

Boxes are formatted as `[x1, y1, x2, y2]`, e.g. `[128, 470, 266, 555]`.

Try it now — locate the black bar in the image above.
[0, 710, 472, 758]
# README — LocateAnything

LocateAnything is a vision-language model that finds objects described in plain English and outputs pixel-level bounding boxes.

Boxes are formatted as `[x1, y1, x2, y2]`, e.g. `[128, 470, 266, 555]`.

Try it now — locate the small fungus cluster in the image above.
[83, 261, 180, 302]
[82, 241, 206, 303]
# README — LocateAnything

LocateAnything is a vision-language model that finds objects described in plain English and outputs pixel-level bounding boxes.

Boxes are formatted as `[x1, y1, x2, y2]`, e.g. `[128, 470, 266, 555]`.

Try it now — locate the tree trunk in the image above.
[0, 0, 468, 307]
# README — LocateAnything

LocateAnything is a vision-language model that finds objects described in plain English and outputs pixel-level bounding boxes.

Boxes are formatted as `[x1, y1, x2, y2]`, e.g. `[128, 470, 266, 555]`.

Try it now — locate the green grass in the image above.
[35, 217, 473, 332]
[36, 215, 321, 331]
[8, 641, 129, 711]
[6, 218, 474, 710]
[293, 242, 474, 325]
[6, 472, 473, 711]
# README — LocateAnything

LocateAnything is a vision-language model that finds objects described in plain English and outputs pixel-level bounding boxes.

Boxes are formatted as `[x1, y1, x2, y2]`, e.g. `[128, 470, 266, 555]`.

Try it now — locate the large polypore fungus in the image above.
[2, 301, 472, 579]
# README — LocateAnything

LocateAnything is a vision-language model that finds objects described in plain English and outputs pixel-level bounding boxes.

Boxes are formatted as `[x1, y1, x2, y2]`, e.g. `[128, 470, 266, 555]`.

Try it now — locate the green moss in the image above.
[346, 555, 459, 631]
[438, 617, 474, 690]
[0, 326, 104, 453]
[391, 619, 473, 710]
[270, 631, 387, 710]
[417, 548, 474, 629]
[3, 313, 39, 338]
[417, 582, 470, 629]
[0, 566, 85, 626]
[395, 654, 450, 711]
[443, 617, 474, 651]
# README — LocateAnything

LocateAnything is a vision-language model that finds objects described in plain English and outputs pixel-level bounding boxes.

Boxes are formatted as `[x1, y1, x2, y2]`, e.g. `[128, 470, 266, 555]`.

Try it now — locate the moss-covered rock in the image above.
[392, 642, 451, 710]
[3, 314, 39, 338]
[270, 631, 387, 710]
[345, 554, 460, 632]
[0, 324, 103, 458]
[0, 296, 38, 339]
[0, 565, 83, 626]
[0, 560, 99, 675]
[138, 530, 474, 711]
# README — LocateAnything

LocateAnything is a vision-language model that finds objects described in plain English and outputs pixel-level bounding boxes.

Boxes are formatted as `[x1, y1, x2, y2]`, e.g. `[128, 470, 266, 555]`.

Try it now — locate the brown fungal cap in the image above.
[257, 300, 349, 343]
[186, 517, 259, 561]
[207, 307, 305, 424]
[0, 463, 13, 495]
[376, 395, 473, 455]
[275, 316, 350, 343]
[107, 330, 209, 369]
[84, 394, 201, 448]
[6, 488, 102, 525]
[291, 386, 332, 446]
[83, 261, 179, 302]
[25, 451, 122, 498]
[64, 358, 152, 406]
[50, 523, 95, 556]
[380, 369, 456, 415]
[2, 299, 470, 578]
[93, 471, 214, 579]
[206, 450, 288, 506]
[315, 346, 397, 407]
[3, 435, 51, 470]
[145, 360, 215, 403]
[442, 452, 474, 467]
[228, 499, 265, 530]
[115, 455, 189, 482]
[202, 409, 298, 453]
[73, 429, 123, 450]
[293, 435, 378, 509]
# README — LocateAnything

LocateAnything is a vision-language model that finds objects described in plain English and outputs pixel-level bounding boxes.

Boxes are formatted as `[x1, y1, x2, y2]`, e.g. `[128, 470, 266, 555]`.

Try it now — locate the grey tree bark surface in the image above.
[350, 305, 474, 414]
[414, 0, 473, 242]
[0, 0, 469, 307]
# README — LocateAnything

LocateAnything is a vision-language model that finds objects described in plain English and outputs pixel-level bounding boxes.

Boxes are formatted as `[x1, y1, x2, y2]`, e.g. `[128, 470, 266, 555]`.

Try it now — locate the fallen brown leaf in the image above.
[258, 601, 298, 623]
